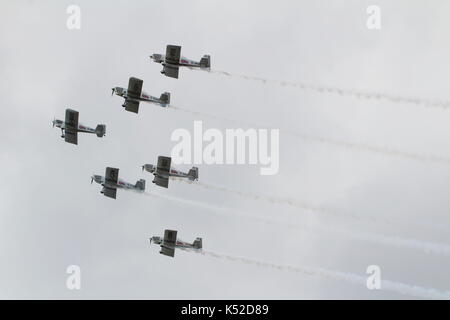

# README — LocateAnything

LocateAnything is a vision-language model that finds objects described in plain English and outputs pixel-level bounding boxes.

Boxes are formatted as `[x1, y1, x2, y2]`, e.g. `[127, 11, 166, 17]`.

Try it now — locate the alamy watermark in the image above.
[366, 265, 381, 290]
[366, 5, 381, 30]
[66, 5, 81, 30]
[171, 121, 280, 175]
[66, 265, 81, 290]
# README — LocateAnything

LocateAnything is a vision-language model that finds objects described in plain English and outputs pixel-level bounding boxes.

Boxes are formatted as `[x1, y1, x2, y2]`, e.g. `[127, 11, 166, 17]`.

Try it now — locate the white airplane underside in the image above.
[150, 230, 202, 257]
[112, 77, 170, 114]
[53, 109, 106, 145]
[150, 45, 211, 79]
[92, 167, 145, 199]
[143, 156, 198, 188]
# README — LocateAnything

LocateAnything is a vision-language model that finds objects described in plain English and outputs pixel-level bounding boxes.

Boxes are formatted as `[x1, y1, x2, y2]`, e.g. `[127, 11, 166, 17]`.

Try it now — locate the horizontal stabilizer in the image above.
[160, 92, 170, 105]
[188, 167, 199, 181]
[193, 238, 202, 249]
[135, 179, 146, 191]
[200, 55, 211, 69]
[95, 124, 106, 137]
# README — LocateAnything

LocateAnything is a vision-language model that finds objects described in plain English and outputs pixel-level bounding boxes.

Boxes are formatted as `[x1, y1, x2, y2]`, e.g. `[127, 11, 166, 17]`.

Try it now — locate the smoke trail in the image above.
[172, 178, 446, 231]
[170, 104, 450, 166]
[145, 190, 450, 257]
[200, 250, 450, 299]
[201, 69, 450, 110]
[288, 130, 450, 166]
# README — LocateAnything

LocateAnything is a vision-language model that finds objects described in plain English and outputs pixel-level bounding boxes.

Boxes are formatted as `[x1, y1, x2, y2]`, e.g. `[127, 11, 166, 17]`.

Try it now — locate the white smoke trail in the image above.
[200, 250, 450, 300]
[202, 69, 450, 110]
[169, 104, 450, 166]
[145, 190, 450, 257]
[288, 130, 450, 165]
[172, 178, 446, 231]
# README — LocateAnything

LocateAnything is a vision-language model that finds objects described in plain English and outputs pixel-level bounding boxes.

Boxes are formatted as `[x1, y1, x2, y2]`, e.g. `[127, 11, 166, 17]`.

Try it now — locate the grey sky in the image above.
[1, 0, 450, 299]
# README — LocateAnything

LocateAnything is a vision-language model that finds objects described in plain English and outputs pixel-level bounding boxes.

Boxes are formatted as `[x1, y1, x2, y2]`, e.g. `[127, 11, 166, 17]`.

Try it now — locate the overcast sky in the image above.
[1, 0, 450, 299]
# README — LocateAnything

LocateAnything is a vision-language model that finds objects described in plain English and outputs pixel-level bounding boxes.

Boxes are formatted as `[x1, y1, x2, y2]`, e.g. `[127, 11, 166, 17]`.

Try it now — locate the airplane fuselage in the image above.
[144, 165, 190, 179]
[114, 88, 168, 106]
[93, 175, 142, 191]
[54, 120, 97, 134]
[150, 237, 200, 250]
[151, 54, 207, 69]
[164, 169, 191, 179]
[169, 57, 201, 68]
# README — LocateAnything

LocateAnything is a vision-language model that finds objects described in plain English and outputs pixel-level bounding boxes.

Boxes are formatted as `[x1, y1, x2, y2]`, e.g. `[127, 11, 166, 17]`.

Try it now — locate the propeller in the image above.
[111, 88, 115, 96]
[52, 117, 56, 128]
[90, 175, 94, 184]
[149, 238, 152, 244]
[142, 165, 145, 172]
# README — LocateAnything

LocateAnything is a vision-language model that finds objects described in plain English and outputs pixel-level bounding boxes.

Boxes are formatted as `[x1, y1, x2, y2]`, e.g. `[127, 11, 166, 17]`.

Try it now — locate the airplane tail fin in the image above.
[95, 124, 106, 137]
[188, 167, 199, 181]
[193, 237, 202, 249]
[135, 179, 146, 191]
[160, 92, 171, 105]
[200, 55, 211, 69]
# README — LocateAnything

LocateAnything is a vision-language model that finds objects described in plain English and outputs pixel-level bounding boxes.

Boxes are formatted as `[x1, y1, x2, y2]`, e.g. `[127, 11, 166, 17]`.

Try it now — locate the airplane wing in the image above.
[160, 246, 175, 257]
[163, 65, 179, 79]
[105, 167, 119, 184]
[127, 77, 143, 99]
[160, 229, 177, 257]
[164, 45, 181, 78]
[153, 156, 171, 188]
[157, 156, 171, 173]
[65, 109, 79, 129]
[153, 175, 169, 188]
[64, 130, 78, 145]
[64, 109, 79, 144]
[102, 187, 117, 199]
[123, 99, 140, 114]
[165, 45, 181, 64]
[163, 229, 177, 245]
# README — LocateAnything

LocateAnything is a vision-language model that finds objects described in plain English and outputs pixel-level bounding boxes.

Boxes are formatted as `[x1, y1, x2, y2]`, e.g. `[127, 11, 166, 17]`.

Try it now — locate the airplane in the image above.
[150, 229, 203, 257]
[52, 108, 106, 145]
[142, 156, 198, 188]
[150, 45, 211, 79]
[91, 167, 146, 199]
[112, 77, 170, 114]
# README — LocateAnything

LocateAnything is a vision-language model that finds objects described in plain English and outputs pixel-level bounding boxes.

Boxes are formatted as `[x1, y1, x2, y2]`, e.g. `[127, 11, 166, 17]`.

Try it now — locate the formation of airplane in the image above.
[112, 77, 170, 114]
[52, 109, 106, 145]
[55, 45, 209, 257]
[91, 167, 146, 199]
[143, 156, 199, 188]
[150, 229, 202, 257]
[150, 45, 211, 79]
